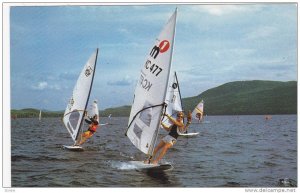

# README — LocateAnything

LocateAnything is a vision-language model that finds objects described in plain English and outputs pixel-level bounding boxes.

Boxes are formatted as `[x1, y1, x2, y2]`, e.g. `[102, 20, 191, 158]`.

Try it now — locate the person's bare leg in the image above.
[144, 140, 165, 163]
[78, 132, 93, 145]
[151, 143, 172, 165]
[78, 137, 87, 145]
[152, 141, 165, 157]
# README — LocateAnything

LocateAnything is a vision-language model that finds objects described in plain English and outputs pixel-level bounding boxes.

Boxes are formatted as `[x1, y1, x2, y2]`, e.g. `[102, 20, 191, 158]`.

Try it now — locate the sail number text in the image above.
[144, 60, 162, 76]
[139, 74, 152, 91]
[143, 40, 170, 77]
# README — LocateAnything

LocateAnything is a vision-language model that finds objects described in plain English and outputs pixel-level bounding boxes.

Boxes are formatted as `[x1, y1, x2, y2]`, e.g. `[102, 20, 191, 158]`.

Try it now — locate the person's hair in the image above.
[177, 111, 184, 117]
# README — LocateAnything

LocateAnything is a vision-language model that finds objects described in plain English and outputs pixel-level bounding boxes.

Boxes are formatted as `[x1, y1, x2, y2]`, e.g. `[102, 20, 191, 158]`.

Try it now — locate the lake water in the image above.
[11, 115, 297, 187]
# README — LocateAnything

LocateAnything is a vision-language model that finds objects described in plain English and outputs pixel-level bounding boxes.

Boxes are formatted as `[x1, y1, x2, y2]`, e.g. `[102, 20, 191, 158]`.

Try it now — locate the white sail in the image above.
[126, 9, 177, 155]
[162, 71, 183, 127]
[63, 49, 98, 143]
[192, 100, 204, 122]
[87, 100, 99, 120]
[39, 110, 41, 121]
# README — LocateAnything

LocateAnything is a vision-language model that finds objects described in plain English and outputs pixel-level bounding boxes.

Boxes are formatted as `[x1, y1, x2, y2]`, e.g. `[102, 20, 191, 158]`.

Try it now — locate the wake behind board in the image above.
[62, 145, 84, 151]
[129, 161, 173, 172]
[179, 132, 199, 137]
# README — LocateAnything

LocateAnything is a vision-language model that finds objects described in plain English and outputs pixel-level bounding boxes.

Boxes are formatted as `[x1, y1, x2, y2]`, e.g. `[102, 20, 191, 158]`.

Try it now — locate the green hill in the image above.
[100, 105, 131, 117]
[11, 80, 297, 117]
[182, 80, 297, 115]
[11, 108, 63, 118]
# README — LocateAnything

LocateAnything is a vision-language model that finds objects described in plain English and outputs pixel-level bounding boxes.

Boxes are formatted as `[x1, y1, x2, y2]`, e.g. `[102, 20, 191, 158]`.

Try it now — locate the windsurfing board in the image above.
[179, 132, 199, 137]
[62, 145, 84, 151]
[129, 161, 173, 171]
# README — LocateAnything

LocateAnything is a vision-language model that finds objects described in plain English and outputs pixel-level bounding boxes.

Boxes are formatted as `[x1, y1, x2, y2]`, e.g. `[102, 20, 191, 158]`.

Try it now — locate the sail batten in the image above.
[126, 9, 177, 155]
[63, 49, 98, 143]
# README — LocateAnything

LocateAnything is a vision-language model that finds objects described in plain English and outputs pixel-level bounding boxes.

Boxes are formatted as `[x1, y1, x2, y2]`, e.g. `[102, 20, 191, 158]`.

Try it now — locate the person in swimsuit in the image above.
[76, 114, 99, 146]
[184, 110, 192, 133]
[147, 111, 185, 165]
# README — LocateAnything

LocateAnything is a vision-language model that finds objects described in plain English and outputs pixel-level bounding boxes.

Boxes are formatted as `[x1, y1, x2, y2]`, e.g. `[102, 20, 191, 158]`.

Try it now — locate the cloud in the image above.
[31, 81, 48, 90]
[245, 26, 277, 40]
[107, 76, 134, 86]
[31, 81, 61, 91]
[10, 5, 297, 111]
[58, 72, 78, 81]
[192, 4, 263, 16]
[118, 28, 130, 35]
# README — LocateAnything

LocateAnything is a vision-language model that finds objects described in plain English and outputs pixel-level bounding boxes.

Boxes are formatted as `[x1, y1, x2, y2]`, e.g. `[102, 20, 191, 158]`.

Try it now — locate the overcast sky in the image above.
[9, 3, 297, 111]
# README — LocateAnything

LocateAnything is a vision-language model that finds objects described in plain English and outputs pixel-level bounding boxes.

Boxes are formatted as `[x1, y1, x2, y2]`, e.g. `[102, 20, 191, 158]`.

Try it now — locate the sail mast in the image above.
[74, 48, 99, 142]
[174, 71, 184, 124]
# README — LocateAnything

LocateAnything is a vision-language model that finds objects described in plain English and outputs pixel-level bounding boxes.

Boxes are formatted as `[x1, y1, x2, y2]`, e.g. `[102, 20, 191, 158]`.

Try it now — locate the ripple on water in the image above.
[11, 115, 297, 187]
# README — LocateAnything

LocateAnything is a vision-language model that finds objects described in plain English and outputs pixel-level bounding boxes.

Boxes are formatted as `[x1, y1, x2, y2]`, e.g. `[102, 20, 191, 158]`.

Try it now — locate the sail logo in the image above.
[145, 39, 169, 77]
[150, 45, 159, 59]
[85, 66, 93, 77]
[172, 82, 178, 89]
[149, 39, 170, 59]
[159, 40, 170, 53]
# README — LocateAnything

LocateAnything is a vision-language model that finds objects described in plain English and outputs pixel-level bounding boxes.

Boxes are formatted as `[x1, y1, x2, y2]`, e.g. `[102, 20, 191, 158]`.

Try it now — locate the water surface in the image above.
[11, 115, 297, 187]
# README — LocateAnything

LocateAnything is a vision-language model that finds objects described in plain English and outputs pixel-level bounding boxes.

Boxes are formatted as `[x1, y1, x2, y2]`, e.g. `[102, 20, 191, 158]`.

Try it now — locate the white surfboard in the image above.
[129, 161, 173, 171]
[62, 145, 84, 151]
[179, 132, 199, 137]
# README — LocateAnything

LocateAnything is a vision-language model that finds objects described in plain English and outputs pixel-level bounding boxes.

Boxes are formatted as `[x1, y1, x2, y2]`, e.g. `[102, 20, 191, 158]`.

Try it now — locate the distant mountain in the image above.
[183, 80, 297, 115]
[11, 80, 297, 118]
[100, 80, 297, 116]
[100, 105, 131, 117]
[11, 108, 63, 118]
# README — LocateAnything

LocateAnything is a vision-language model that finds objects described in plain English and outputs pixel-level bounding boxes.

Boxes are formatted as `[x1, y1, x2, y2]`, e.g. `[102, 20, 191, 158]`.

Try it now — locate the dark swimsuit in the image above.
[168, 124, 179, 139]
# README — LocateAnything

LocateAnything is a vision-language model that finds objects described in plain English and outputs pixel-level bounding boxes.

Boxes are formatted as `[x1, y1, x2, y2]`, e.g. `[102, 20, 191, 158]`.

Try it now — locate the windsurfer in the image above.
[196, 113, 202, 123]
[76, 113, 99, 146]
[184, 110, 192, 133]
[146, 111, 185, 165]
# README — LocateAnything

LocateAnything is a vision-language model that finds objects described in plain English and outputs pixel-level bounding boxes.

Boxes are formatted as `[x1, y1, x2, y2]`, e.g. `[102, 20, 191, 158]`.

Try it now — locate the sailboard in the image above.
[62, 48, 99, 151]
[179, 132, 199, 137]
[192, 100, 204, 123]
[129, 161, 173, 172]
[125, 9, 177, 169]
